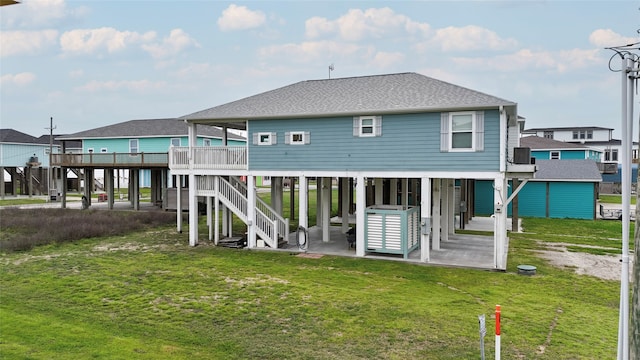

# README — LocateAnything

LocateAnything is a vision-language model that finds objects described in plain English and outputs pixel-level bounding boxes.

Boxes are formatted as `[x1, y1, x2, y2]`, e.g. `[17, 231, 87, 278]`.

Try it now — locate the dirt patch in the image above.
[535, 243, 633, 281]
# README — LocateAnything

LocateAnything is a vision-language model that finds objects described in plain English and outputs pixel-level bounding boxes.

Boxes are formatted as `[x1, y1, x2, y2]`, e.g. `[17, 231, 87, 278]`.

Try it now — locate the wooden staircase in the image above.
[196, 176, 289, 248]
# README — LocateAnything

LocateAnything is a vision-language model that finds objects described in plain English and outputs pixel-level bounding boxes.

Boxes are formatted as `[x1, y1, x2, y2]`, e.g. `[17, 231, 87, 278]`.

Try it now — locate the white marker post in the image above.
[495, 305, 501, 360]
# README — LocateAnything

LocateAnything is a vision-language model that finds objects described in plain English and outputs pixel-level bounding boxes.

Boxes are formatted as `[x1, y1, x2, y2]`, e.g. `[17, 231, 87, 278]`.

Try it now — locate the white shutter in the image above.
[440, 113, 449, 152]
[375, 116, 382, 136]
[475, 111, 484, 151]
[284, 132, 290, 145]
[271, 132, 277, 145]
[353, 117, 359, 136]
[252, 133, 259, 145]
[304, 131, 311, 144]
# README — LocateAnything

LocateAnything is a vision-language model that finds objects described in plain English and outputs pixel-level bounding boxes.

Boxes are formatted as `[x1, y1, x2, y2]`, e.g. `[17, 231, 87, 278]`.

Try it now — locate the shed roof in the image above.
[57, 118, 245, 141]
[534, 160, 602, 182]
[520, 136, 588, 149]
[183, 72, 516, 127]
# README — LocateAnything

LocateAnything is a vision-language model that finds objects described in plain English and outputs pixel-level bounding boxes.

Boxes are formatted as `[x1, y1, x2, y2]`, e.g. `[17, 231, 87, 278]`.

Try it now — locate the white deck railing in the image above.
[169, 146, 247, 170]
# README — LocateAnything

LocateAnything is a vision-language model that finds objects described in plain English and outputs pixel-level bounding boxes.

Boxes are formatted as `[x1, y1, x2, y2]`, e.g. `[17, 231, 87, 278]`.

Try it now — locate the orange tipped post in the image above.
[495, 305, 501, 360]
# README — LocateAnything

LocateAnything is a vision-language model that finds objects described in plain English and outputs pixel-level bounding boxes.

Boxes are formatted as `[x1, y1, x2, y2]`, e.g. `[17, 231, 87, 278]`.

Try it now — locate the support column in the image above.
[247, 176, 257, 248]
[207, 196, 213, 241]
[188, 173, 198, 246]
[374, 178, 383, 205]
[105, 168, 114, 210]
[0, 166, 4, 200]
[420, 177, 431, 262]
[494, 175, 508, 270]
[272, 177, 283, 216]
[289, 177, 296, 221]
[131, 169, 140, 211]
[84, 168, 92, 206]
[214, 177, 220, 245]
[390, 178, 398, 205]
[322, 177, 331, 243]
[298, 175, 308, 230]
[355, 175, 366, 257]
[441, 178, 449, 242]
[432, 178, 441, 250]
[316, 178, 322, 227]
[341, 177, 350, 234]
[448, 179, 456, 235]
[61, 168, 67, 208]
[177, 175, 182, 233]
[401, 178, 409, 206]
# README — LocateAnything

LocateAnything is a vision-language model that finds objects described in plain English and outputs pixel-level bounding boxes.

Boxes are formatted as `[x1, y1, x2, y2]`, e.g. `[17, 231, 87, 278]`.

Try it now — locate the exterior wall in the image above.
[83, 137, 243, 153]
[248, 110, 501, 172]
[475, 180, 596, 219]
[531, 149, 600, 161]
[0, 143, 59, 167]
[530, 129, 611, 142]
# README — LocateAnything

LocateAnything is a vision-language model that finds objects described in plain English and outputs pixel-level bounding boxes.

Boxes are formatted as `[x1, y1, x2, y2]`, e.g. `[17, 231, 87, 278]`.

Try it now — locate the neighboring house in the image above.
[520, 135, 602, 161]
[53, 118, 245, 209]
[169, 72, 535, 270]
[522, 126, 639, 165]
[0, 128, 68, 197]
[476, 136, 603, 219]
[475, 160, 602, 220]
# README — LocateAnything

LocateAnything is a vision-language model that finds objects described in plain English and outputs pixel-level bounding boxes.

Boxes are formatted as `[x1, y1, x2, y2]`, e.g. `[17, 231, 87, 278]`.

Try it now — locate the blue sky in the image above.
[1, 1, 638, 139]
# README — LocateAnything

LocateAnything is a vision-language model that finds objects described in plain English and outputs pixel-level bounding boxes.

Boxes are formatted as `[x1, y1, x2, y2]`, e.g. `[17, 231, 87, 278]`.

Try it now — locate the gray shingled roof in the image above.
[0, 129, 38, 144]
[534, 160, 602, 182]
[56, 118, 244, 141]
[183, 72, 516, 122]
[520, 136, 589, 149]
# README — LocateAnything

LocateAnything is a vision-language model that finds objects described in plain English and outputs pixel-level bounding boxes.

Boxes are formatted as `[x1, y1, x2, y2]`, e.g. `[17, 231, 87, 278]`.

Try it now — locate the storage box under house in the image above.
[365, 205, 420, 259]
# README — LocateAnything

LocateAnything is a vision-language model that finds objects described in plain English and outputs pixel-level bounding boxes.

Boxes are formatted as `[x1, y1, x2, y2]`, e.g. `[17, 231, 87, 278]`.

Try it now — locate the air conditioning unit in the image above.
[513, 147, 531, 164]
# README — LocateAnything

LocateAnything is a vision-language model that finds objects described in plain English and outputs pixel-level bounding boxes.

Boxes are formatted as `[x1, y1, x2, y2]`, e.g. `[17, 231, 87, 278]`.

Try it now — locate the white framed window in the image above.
[171, 138, 181, 147]
[285, 131, 310, 145]
[550, 151, 560, 160]
[100, 148, 108, 153]
[129, 139, 139, 153]
[440, 111, 484, 152]
[353, 116, 382, 137]
[203, 138, 211, 146]
[252, 132, 277, 146]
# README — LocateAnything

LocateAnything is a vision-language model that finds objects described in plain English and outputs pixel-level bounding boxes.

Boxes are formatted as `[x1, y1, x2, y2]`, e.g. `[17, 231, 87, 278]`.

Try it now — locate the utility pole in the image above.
[606, 44, 639, 360]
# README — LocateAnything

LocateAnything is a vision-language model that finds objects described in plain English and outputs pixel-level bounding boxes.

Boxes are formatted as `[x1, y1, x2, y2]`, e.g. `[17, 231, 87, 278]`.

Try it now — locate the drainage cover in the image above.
[517, 264, 537, 275]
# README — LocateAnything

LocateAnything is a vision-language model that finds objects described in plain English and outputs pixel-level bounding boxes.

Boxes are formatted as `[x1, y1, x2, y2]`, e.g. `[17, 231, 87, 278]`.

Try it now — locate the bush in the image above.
[0, 208, 177, 252]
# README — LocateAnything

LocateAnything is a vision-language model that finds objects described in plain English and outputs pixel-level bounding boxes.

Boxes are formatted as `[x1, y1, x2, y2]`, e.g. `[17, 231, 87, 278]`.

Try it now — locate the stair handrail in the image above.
[229, 177, 289, 239]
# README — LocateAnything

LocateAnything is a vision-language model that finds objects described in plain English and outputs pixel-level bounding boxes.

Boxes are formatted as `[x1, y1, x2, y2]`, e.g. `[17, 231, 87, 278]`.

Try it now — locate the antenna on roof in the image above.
[328, 63, 334, 79]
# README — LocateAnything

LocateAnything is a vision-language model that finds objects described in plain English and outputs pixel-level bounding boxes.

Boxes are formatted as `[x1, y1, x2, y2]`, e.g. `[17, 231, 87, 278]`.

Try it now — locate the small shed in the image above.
[475, 160, 602, 220]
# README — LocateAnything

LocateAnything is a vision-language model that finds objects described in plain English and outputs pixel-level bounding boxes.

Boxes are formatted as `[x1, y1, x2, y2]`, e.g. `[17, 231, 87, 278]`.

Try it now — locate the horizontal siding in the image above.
[474, 180, 494, 215]
[248, 110, 501, 172]
[549, 182, 594, 219]
[515, 182, 547, 217]
[0, 143, 54, 167]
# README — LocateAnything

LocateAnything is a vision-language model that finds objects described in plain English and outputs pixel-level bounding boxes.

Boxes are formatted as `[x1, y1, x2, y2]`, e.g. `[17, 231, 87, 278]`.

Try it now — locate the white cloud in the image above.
[305, 7, 429, 41]
[142, 29, 200, 59]
[0, 30, 58, 57]
[369, 51, 405, 68]
[59, 27, 156, 56]
[0, 72, 37, 86]
[1, 0, 88, 29]
[428, 25, 518, 52]
[75, 79, 167, 93]
[258, 40, 364, 63]
[589, 29, 639, 48]
[452, 48, 601, 73]
[218, 4, 266, 31]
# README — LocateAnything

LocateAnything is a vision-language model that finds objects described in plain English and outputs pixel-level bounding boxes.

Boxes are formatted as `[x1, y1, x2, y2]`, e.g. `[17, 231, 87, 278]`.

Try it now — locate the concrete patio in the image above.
[278, 216, 515, 270]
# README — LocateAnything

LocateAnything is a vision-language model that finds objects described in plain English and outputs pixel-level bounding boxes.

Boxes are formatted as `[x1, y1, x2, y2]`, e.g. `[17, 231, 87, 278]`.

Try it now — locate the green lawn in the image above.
[599, 194, 637, 205]
[0, 214, 628, 359]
